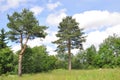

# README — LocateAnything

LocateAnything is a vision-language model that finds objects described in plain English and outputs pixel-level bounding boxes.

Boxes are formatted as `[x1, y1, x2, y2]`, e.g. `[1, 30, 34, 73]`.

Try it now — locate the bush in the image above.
[0, 48, 14, 74]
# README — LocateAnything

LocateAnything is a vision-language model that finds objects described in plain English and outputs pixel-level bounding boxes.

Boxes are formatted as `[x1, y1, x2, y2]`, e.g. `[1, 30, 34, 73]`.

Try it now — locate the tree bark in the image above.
[18, 34, 29, 76]
[18, 54, 23, 76]
[18, 47, 27, 76]
[68, 39, 71, 70]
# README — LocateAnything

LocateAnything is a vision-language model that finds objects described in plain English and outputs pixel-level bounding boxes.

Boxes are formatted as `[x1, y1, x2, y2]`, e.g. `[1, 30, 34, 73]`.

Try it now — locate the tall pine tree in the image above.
[53, 16, 86, 70]
[7, 9, 47, 76]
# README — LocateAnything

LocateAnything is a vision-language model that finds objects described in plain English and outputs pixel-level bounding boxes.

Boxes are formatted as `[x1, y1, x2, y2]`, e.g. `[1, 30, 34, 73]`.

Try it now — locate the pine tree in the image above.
[7, 9, 47, 76]
[0, 28, 7, 49]
[53, 16, 86, 70]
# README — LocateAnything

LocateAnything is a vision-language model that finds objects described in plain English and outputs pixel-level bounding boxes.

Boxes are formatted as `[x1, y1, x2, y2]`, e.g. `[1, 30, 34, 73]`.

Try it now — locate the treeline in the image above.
[0, 29, 56, 74]
[17, 46, 57, 74]
[0, 45, 56, 75]
[0, 28, 56, 74]
[71, 34, 120, 69]
[0, 27, 120, 75]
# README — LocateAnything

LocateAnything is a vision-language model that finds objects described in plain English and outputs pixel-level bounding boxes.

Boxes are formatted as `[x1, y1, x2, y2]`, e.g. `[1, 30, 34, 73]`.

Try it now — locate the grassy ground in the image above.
[0, 68, 120, 80]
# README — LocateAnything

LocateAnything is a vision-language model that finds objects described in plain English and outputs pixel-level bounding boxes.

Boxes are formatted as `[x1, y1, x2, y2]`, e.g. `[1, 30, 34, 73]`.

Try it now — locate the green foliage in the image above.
[55, 60, 67, 69]
[0, 28, 8, 49]
[12, 54, 18, 74]
[22, 47, 35, 73]
[53, 16, 85, 52]
[72, 56, 81, 69]
[85, 45, 97, 67]
[46, 55, 57, 70]
[16, 46, 57, 73]
[72, 51, 88, 69]
[7, 9, 47, 43]
[32, 46, 49, 72]
[55, 53, 69, 69]
[0, 28, 15, 75]
[56, 53, 69, 61]
[32, 46, 57, 72]
[73, 35, 120, 69]
[97, 34, 120, 68]
[0, 48, 14, 75]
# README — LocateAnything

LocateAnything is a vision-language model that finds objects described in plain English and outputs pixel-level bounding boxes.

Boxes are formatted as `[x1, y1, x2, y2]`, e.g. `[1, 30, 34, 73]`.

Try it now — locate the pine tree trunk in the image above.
[68, 39, 71, 70]
[18, 47, 27, 76]
[18, 34, 29, 76]
[18, 54, 23, 76]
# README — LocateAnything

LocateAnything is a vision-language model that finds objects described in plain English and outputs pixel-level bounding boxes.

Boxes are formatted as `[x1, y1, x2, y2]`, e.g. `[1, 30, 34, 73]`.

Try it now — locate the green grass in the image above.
[0, 68, 120, 80]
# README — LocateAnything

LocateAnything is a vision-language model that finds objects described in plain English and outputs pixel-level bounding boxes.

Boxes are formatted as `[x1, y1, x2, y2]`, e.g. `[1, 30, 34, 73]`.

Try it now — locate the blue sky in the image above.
[0, 0, 120, 55]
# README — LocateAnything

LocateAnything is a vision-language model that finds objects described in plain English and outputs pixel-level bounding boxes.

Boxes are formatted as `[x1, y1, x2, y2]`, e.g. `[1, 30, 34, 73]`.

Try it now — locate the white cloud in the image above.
[0, 0, 27, 12]
[30, 6, 44, 15]
[47, 46, 57, 55]
[27, 38, 43, 47]
[42, 30, 58, 55]
[73, 10, 120, 30]
[47, 1, 61, 11]
[106, 24, 120, 35]
[83, 24, 120, 50]
[83, 30, 108, 50]
[12, 44, 21, 53]
[43, 30, 58, 44]
[46, 9, 67, 26]
[71, 49, 79, 55]
[73, 10, 120, 50]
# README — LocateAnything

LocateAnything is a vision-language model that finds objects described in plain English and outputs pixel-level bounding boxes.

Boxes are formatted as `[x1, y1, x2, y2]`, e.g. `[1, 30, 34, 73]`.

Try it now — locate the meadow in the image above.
[0, 68, 120, 80]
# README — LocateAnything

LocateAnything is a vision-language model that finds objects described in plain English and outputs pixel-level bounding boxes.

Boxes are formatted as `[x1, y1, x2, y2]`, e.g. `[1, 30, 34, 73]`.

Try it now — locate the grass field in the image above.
[0, 68, 120, 80]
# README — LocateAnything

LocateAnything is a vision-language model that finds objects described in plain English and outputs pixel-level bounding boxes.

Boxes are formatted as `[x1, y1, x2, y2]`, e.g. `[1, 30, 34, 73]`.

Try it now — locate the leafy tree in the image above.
[72, 50, 87, 69]
[72, 55, 81, 69]
[7, 9, 47, 76]
[32, 46, 57, 72]
[21, 46, 57, 73]
[0, 28, 8, 49]
[46, 55, 57, 70]
[55, 59, 67, 69]
[72, 45, 97, 69]
[97, 34, 120, 68]
[0, 48, 14, 75]
[55, 53, 69, 69]
[32, 46, 48, 72]
[22, 47, 35, 73]
[53, 16, 86, 70]
[12, 53, 18, 74]
[85, 45, 97, 68]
